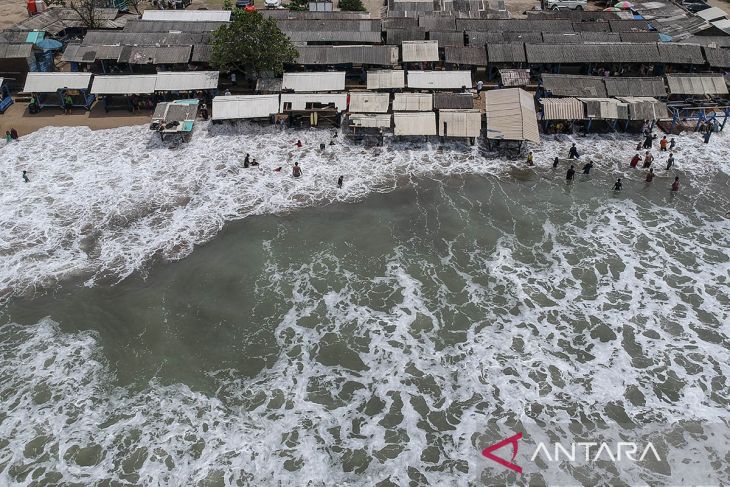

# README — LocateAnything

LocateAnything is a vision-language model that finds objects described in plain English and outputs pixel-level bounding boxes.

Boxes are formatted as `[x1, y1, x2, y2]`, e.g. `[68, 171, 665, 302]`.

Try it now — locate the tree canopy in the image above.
[338, 0, 366, 11]
[211, 10, 298, 76]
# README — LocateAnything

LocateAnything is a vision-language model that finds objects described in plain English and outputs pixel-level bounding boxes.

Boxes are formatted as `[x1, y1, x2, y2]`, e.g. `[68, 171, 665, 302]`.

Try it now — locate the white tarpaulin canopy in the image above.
[212, 95, 279, 120]
[407, 71, 472, 90]
[367, 70, 405, 90]
[154, 71, 219, 91]
[282, 72, 345, 92]
[24, 72, 92, 93]
[91, 75, 158, 94]
[539, 97, 585, 120]
[392, 93, 432, 111]
[348, 92, 390, 113]
[665, 74, 729, 95]
[394, 112, 437, 135]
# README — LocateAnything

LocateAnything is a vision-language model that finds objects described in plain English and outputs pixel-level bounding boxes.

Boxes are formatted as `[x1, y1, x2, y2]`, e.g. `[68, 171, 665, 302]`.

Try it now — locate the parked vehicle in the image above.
[264, 0, 282, 7]
[544, 0, 587, 10]
[235, 0, 253, 8]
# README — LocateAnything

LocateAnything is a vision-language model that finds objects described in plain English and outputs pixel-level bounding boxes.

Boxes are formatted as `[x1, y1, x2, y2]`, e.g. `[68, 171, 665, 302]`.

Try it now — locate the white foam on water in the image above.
[1, 122, 730, 300]
[1, 123, 730, 485]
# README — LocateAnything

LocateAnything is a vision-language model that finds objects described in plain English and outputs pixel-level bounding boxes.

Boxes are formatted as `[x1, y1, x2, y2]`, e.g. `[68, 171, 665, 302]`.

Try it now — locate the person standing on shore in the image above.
[527, 151, 534, 166]
[671, 177, 680, 191]
[613, 178, 623, 191]
[666, 153, 675, 171]
[22, 170, 29, 183]
[645, 168, 655, 182]
[566, 165, 576, 181]
[5, 131, 11, 143]
[337, 175, 343, 188]
[568, 143, 579, 159]
[10, 128, 18, 140]
[63, 93, 73, 115]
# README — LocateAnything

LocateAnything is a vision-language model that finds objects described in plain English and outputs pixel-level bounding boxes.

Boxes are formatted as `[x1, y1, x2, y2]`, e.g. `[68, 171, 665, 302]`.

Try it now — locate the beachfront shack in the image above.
[366, 70, 405, 90]
[211, 94, 280, 122]
[664, 73, 730, 132]
[294, 46, 399, 67]
[401, 40, 439, 64]
[280, 72, 346, 127]
[348, 92, 390, 113]
[437, 109, 481, 143]
[90, 74, 157, 112]
[407, 70, 472, 90]
[23, 72, 94, 110]
[392, 92, 432, 111]
[0, 78, 14, 113]
[154, 71, 219, 100]
[484, 87, 539, 148]
[150, 99, 199, 141]
[393, 111, 437, 136]
[0, 42, 37, 90]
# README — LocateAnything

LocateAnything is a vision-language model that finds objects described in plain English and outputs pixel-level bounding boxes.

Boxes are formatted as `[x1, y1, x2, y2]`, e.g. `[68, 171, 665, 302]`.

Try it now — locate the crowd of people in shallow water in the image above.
[528, 126, 685, 193]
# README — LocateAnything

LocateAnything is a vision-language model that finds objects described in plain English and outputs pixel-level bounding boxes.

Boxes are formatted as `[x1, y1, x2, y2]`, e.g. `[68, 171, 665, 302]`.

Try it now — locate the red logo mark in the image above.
[482, 432, 523, 474]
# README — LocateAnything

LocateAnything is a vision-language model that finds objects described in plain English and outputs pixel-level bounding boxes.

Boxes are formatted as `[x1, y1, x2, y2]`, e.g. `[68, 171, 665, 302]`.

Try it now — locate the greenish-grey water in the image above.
[1, 124, 729, 486]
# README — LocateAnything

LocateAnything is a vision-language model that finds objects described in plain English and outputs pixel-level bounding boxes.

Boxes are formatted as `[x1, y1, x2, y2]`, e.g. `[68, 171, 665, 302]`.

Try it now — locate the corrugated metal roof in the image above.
[282, 72, 345, 92]
[394, 112, 437, 135]
[432, 92, 473, 110]
[23, 72, 93, 93]
[367, 70, 406, 89]
[539, 97, 584, 120]
[256, 78, 282, 92]
[402, 40, 439, 62]
[604, 77, 667, 97]
[141, 10, 231, 22]
[456, 19, 574, 32]
[392, 92, 433, 111]
[407, 70, 472, 89]
[296, 46, 398, 66]
[466, 31, 541, 46]
[572, 21, 612, 32]
[526, 43, 661, 64]
[542, 74, 607, 98]
[683, 35, 730, 48]
[487, 43, 526, 63]
[262, 10, 371, 19]
[212, 95, 279, 120]
[656, 43, 705, 64]
[616, 96, 668, 120]
[191, 44, 213, 63]
[286, 31, 382, 43]
[696, 6, 729, 21]
[609, 20, 652, 32]
[429, 31, 464, 47]
[444, 46, 487, 66]
[155, 71, 219, 91]
[619, 31, 660, 42]
[10, 7, 124, 35]
[118, 45, 192, 64]
[703, 46, 730, 67]
[122, 20, 226, 33]
[91, 75, 158, 94]
[438, 109, 481, 137]
[348, 92, 390, 112]
[276, 19, 381, 32]
[383, 17, 419, 29]
[386, 29, 426, 45]
[418, 15, 456, 31]
[280, 93, 348, 111]
[484, 88, 540, 143]
[0, 43, 33, 59]
[82, 31, 212, 46]
[665, 73, 728, 95]
[349, 113, 392, 128]
[499, 68, 531, 87]
[579, 97, 628, 120]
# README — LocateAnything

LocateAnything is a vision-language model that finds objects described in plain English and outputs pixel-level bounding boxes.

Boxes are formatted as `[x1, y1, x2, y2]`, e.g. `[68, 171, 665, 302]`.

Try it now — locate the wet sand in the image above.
[0, 101, 152, 137]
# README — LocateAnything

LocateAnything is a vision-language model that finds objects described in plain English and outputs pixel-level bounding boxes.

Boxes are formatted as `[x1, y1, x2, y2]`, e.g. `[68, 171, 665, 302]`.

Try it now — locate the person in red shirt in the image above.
[671, 177, 680, 191]
[659, 136, 668, 151]
[630, 153, 642, 168]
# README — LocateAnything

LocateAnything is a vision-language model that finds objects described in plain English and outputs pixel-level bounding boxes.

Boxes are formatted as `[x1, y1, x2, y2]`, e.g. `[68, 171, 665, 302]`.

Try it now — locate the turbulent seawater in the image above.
[0, 123, 729, 486]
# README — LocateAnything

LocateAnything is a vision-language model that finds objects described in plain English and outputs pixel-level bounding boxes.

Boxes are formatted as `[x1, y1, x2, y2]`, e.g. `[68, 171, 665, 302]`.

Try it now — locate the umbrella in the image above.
[36, 38, 63, 50]
[603, 7, 621, 11]
[614, 1, 634, 8]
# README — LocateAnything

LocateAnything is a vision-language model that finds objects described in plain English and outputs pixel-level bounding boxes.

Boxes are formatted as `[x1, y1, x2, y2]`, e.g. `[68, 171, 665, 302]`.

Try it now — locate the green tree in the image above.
[287, 0, 309, 10]
[211, 10, 298, 77]
[338, 0, 365, 11]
